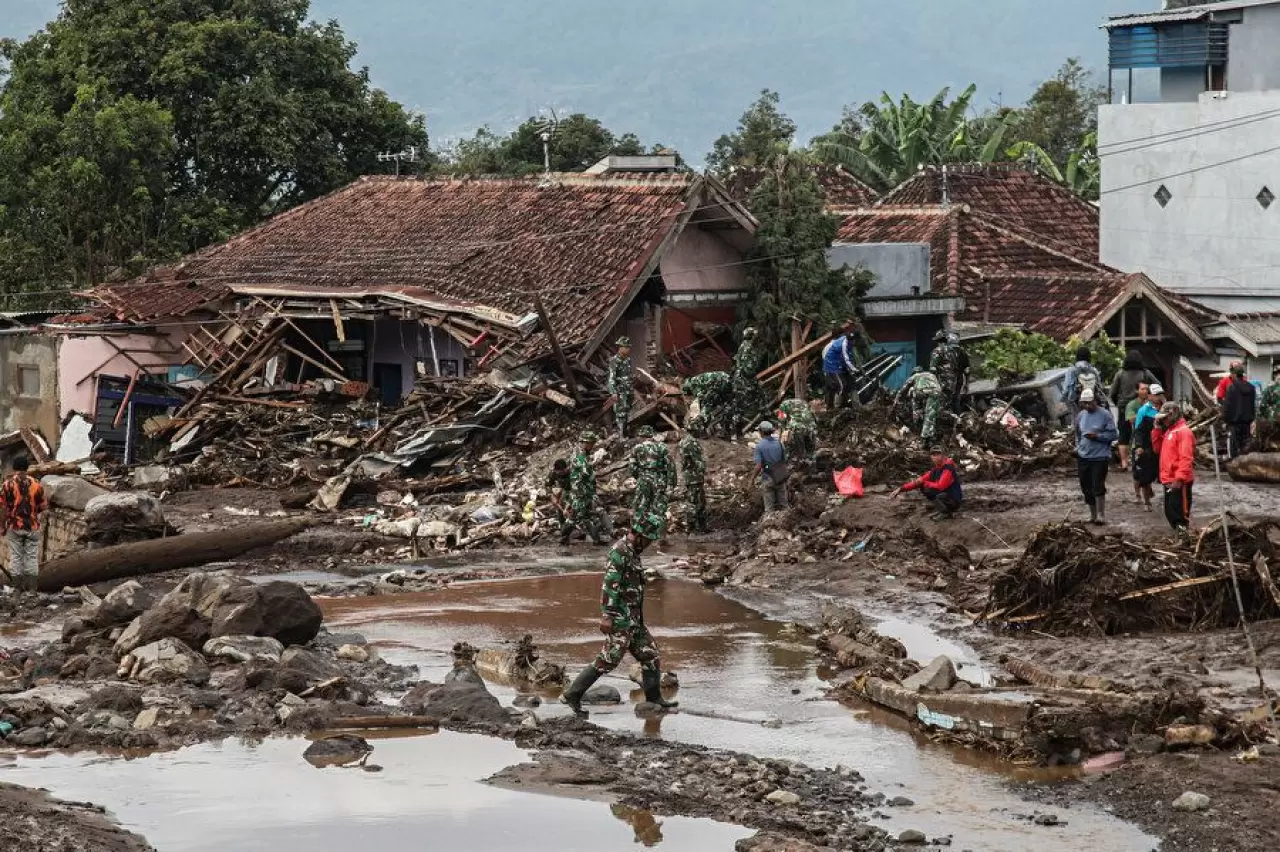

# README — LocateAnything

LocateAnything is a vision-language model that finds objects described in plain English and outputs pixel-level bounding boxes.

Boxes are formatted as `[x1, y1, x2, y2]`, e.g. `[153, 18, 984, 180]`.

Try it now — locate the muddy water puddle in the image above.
[323, 574, 1158, 851]
[0, 731, 749, 850]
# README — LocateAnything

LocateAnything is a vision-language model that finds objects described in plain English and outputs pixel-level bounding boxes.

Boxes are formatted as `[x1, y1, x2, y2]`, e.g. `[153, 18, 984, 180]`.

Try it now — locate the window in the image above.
[17, 365, 39, 398]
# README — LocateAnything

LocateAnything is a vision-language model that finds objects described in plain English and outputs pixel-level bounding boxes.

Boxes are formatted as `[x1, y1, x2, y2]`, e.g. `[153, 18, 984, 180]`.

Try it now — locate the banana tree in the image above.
[1005, 132, 1099, 200]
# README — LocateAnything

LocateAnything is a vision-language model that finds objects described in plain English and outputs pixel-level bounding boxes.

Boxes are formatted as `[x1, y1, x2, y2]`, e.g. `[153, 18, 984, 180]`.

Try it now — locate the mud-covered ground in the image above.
[0, 782, 155, 852]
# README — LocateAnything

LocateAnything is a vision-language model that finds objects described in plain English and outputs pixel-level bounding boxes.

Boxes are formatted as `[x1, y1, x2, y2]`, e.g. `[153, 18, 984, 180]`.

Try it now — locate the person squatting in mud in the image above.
[559, 512, 678, 717]
[890, 446, 963, 520]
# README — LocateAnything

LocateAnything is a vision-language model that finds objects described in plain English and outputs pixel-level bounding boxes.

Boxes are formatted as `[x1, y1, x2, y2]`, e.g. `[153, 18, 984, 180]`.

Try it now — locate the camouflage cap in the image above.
[636, 425, 656, 438]
[934, 329, 947, 342]
[632, 512, 665, 540]
[616, 337, 632, 348]
[743, 326, 757, 338]
[580, 430, 599, 444]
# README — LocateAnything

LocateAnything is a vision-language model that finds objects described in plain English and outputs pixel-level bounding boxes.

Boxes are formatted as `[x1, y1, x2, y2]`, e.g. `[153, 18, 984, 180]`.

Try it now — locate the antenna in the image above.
[376, 146, 420, 177]
[532, 108, 560, 179]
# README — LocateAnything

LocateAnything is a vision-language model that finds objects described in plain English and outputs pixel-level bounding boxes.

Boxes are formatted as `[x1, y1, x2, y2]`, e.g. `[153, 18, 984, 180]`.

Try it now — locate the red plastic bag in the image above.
[833, 466, 865, 498]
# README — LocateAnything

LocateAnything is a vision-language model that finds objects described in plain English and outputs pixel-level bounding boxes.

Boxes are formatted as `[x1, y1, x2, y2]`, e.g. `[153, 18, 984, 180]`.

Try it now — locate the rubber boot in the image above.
[1088, 501, 1098, 524]
[560, 666, 603, 718]
[1095, 496, 1107, 525]
[641, 667, 678, 709]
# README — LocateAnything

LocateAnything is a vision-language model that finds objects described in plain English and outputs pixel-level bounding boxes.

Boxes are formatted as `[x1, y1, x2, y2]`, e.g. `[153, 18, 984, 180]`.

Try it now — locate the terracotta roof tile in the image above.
[972, 273, 1127, 342]
[725, 164, 878, 209]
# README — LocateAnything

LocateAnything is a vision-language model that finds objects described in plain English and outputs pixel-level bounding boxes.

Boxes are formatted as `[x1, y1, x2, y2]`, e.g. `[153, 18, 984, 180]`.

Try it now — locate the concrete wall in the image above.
[57, 329, 194, 418]
[0, 332, 61, 445]
[369, 319, 466, 395]
[1230, 4, 1280, 93]
[827, 244, 931, 298]
[1099, 90, 1280, 307]
[661, 225, 749, 295]
[0, 507, 85, 574]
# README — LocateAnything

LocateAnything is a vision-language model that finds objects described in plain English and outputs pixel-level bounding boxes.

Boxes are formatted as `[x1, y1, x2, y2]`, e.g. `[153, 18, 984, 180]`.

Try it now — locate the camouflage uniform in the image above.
[730, 329, 767, 434]
[902, 370, 945, 442]
[929, 338, 960, 408]
[777, 398, 818, 462]
[592, 534, 660, 674]
[565, 439, 606, 543]
[607, 339, 635, 438]
[683, 371, 735, 436]
[629, 429, 675, 532]
[678, 433, 708, 532]
[1259, 381, 1280, 421]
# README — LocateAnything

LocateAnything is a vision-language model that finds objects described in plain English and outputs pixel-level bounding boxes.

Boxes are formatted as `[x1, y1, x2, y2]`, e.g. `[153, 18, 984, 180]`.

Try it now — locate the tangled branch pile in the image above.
[984, 520, 1280, 636]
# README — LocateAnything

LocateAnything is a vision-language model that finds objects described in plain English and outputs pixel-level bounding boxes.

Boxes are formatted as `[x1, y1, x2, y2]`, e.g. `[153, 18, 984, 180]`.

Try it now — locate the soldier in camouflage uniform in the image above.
[777, 398, 818, 463]
[607, 337, 635, 438]
[896, 367, 945, 442]
[559, 512, 678, 717]
[729, 327, 768, 434]
[1260, 364, 1280, 421]
[929, 330, 960, 412]
[629, 426, 675, 532]
[678, 430, 708, 533]
[563, 432, 607, 545]
[682, 371, 734, 437]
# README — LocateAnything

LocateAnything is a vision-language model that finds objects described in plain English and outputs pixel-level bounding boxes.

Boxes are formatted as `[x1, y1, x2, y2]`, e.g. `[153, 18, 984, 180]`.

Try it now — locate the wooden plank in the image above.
[212, 394, 308, 409]
[1254, 553, 1280, 608]
[757, 334, 828, 382]
[281, 343, 349, 383]
[1117, 574, 1227, 601]
[533, 293, 581, 404]
[330, 299, 347, 344]
[112, 370, 140, 429]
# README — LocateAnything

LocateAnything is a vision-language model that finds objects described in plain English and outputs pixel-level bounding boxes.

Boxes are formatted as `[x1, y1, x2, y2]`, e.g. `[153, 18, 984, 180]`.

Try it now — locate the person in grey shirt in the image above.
[752, 421, 789, 512]
[1075, 388, 1119, 525]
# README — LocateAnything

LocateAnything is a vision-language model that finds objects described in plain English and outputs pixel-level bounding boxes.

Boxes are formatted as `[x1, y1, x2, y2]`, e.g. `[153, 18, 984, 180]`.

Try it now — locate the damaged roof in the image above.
[82, 173, 752, 358]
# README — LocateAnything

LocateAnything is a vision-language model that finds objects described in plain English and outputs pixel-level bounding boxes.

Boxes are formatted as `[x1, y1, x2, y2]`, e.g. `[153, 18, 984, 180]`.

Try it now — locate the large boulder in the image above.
[280, 648, 343, 682]
[114, 600, 211, 658]
[40, 475, 110, 512]
[400, 680, 511, 725]
[204, 635, 285, 664]
[83, 492, 168, 544]
[88, 581, 154, 628]
[255, 582, 323, 646]
[121, 638, 210, 686]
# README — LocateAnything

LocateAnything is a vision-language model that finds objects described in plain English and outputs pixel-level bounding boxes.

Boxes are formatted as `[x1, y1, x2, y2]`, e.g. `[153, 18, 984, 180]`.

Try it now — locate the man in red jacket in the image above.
[1156, 403, 1195, 534]
[891, 447, 963, 520]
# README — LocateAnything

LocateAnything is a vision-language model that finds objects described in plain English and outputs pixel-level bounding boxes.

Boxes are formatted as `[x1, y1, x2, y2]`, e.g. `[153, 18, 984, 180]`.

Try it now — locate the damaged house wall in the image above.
[0, 332, 61, 444]
[368, 318, 466, 403]
[656, 216, 753, 367]
[57, 329, 196, 419]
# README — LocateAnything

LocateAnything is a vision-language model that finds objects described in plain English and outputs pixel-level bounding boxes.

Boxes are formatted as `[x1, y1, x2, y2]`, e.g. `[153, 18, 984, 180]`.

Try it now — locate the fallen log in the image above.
[1227, 452, 1280, 484]
[37, 519, 310, 591]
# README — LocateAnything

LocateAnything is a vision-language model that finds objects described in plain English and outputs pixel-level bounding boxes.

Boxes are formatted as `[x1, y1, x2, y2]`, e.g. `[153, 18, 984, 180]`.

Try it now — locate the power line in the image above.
[1097, 106, 1280, 155]
[1101, 143, 1280, 195]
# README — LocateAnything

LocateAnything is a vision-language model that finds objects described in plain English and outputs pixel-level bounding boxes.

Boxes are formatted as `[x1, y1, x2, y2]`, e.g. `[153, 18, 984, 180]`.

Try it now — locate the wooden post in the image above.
[533, 294, 582, 404]
[790, 320, 805, 401]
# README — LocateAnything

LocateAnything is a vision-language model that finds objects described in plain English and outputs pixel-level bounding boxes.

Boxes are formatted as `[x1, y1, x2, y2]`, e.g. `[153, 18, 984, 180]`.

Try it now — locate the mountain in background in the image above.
[7, 0, 1151, 160]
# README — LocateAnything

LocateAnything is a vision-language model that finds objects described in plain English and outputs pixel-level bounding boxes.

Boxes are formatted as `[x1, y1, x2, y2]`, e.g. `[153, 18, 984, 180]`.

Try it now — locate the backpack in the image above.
[1075, 365, 1101, 399]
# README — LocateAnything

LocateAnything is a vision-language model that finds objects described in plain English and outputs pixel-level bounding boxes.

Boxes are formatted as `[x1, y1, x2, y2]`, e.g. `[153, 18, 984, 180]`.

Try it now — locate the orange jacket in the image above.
[1158, 420, 1195, 485]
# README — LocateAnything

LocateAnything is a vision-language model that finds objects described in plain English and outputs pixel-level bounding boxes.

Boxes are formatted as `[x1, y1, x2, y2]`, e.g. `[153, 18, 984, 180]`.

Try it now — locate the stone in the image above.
[512, 695, 542, 708]
[2, 684, 91, 717]
[9, 727, 50, 747]
[888, 796, 915, 807]
[203, 635, 285, 664]
[81, 685, 144, 715]
[399, 680, 510, 725]
[41, 475, 110, 512]
[1171, 791, 1211, 813]
[254, 582, 323, 646]
[84, 492, 167, 540]
[1033, 813, 1062, 826]
[1128, 734, 1165, 757]
[734, 833, 828, 852]
[303, 735, 372, 768]
[114, 602, 211, 658]
[582, 684, 622, 705]
[136, 572, 322, 650]
[901, 655, 958, 693]
[123, 638, 211, 686]
[1164, 725, 1216, 748]
[132, 708, 162, 730]
[443, 665, 486, 687]
[88, 711, 132, 731]
[130, 465, 178, 491]
[280, 648, 343, 682]
[764, 790, 801, 806]
[520, 712, 539, 729]
[61, 616, 89, 644]
[897, 829, 927, 844]
[336, 644, 370, 663]
[92, 581, 154, 627]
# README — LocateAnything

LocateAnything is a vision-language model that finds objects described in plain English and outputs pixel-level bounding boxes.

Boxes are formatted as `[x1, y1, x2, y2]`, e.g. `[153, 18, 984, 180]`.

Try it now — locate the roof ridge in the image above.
[967, 209, 1107, 271]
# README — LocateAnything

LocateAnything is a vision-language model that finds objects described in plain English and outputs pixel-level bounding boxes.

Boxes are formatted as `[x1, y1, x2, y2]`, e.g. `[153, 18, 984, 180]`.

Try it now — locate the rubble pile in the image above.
[983, 520, 1280, 636]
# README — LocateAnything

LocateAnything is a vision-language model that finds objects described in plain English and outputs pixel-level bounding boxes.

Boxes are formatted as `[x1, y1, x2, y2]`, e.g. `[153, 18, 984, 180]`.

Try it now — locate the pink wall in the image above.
[57, 328, 195, 418]
[660, 225, 750, 295]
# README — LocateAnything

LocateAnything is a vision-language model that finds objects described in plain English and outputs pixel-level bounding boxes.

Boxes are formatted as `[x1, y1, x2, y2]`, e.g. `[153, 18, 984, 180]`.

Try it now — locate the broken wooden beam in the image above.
[37, 519, 310, 591]
[757, 334, 828, 382]
[533, 293, 581, 405]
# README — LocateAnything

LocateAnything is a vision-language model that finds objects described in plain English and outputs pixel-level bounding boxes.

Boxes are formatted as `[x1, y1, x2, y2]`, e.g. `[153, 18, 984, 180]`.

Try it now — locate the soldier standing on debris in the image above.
[753, 421, 790, 512]
[559, 513, 677, 718]
[607, 337, 635, 438]
[629, 426, 675, 532]
[929, 330, 960, 412]
[895, 367, 945, 443]
[1258, 364, 1280, 422]
[546, 459, 572, 531]
[890, 446, 963, 520]
[730, 327, 767, 433]
[1223, 362, 1257, 459]
[950, 332, 971, 413]
[1074, 388, 1119, 525]
[776, 397, 818, 463]
[678, 430, 708, 533]
[1132, 383, 1165, 511]
[563, 432, 607, 546]
[682, 371, 734, 437]
[0, 456, 47, 593]
[822, 326, 866, 409]
[1155, 403, 1195, 534]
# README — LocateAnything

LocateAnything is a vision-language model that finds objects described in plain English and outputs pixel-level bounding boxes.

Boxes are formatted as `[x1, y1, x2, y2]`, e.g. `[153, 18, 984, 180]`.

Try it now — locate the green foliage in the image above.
[1067, 331, 1125, 380]
[973, 329, 1125, 382]
[1011, 59, 1105, 168]
[737, 153, 872, 358]
[0, 0, 428, 295]
[436, 113, 652, 175]
[813, 85, 1016, 192]
[706, 89, 797, 176]
[1006, 132, 1099, 200]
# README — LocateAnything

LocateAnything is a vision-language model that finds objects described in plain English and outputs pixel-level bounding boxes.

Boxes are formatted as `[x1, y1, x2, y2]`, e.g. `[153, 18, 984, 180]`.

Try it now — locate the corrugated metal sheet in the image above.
[1104, 9, 1210, 28]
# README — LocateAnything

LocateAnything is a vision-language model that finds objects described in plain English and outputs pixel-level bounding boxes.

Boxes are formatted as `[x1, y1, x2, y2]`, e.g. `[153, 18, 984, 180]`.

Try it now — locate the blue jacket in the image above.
[1075, 407, 1119, 461]
[823, 338, 857, 375]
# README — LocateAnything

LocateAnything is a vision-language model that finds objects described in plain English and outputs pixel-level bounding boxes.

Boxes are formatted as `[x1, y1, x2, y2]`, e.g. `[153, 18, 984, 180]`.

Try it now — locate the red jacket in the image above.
[902, 458, 962, 500]
[1215, 375, 1232, 402]
[1158, 420, 1195, 485]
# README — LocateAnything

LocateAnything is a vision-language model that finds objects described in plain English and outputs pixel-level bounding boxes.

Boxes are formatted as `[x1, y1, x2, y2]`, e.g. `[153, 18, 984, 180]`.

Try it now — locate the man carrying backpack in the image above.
[0, 456, 47, 593]
[1063, 346, 1108, 409]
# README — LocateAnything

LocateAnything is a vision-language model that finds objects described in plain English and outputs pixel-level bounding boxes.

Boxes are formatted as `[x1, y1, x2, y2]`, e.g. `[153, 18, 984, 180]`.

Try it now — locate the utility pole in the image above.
[377, 146, 419, 177]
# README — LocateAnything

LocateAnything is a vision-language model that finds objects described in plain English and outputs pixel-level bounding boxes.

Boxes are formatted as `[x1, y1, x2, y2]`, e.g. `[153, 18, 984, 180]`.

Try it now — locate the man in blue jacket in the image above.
[822, 328, 866, 410]
[1075, 388, 1119, 525]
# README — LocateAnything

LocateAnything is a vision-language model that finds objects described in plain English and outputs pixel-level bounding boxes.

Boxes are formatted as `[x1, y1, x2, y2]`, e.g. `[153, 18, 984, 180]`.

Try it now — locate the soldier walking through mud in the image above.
[682, 370, 734, 437]
[896, 367, 945, 442]
[607, 337, 635, 438]
[562, 432, 608, 546]
[678, 430, 708, 533]
[629, 426, 675, 532]
[559, 512, 677, 717]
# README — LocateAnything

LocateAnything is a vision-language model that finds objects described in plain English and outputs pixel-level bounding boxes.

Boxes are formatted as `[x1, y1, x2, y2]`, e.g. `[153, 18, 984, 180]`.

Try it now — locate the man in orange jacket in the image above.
[1155, 403, 1195, 534]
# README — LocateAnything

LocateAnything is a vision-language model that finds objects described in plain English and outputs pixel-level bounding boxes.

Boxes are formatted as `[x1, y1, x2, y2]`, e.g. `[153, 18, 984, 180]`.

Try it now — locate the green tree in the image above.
[0, 0, 428, 293]
[973, 329, 1123, 382]
[707, 89, 797, 176]
[1006, 132, 1100, 200]
[815, 85, 1013, 192]
[738, 153, 872, 359]
[437, 113, 650, 175]
[1011, 59, 1105, 170]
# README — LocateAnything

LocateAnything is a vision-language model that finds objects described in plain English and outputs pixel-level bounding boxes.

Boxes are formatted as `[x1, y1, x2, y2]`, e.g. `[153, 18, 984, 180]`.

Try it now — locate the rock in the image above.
[134, 573, 322, 650]
[280, 648, 343, 682]
[898, 829, 927, 844]
[735, 832, 829, 852]
[88, 711, 132, 731]
[399, 681, 510, 725]
[2, 684, 91, 717]
[114, 601, 211, 658]
[443, 665, 486, 687]
[303, 735, 372, 768]
[9, 727, 50, 747]
[627, 664, 678, 688]
[1171, 791, 1211, 813]
[84, 492, 167, 541]
[130, 465, 178, 491]
[41, 475, 110, 512]
[888, 796, 915, 807]
[764, 790, 801, 806]
[92, 581, 154, 627]
[81, 685, 143, 715]
[582, 684, 622, 705]
[204, 635, 285, 664]
[513, 695, 542, 708]
[255, 582, 323, 646]
[634, 701, 669, 717]
[1033, 813, 1062, 826]
[1128, 734, 1165, 757]
[336, 644, 370, 663]
[122, 638, 211, 686]
[901, 655, 958, 693]
[132, 708, 162, 730]
[1165, 725, 1216, 748]
[520, 712, 539, 729]
[60, 616, 89, 644]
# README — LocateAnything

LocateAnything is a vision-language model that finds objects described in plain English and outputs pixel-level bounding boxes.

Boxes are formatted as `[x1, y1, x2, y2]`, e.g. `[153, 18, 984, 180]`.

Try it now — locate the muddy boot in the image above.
[1088, 501, 1098, 524]
[641, 667, 678, 710]
[560, 666, 602, 718]
[1095, 496, 1107, 525]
